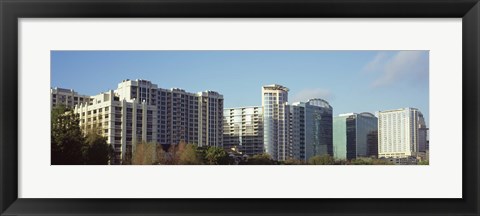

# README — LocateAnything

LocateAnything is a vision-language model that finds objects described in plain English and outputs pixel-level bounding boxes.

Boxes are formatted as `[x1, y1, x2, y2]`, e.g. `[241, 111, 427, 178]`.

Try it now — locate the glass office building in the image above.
[290, 99, 333, 161]
[333, 112, 378, 160]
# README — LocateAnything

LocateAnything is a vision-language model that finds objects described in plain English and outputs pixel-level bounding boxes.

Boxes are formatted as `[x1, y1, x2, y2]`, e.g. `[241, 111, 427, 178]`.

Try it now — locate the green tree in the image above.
[246, 153, 274, 165]
[418, 160, 429, 165]
[308, 155, 335, 165]
[84, 131, 111, 165]
[204, 146, 231, 165]
[283, 158, 305, 165]
[51, 105, 86, 165]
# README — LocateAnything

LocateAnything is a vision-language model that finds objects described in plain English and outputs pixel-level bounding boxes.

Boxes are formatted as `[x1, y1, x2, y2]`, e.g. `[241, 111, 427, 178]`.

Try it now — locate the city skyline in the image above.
[51, 50, 429, 125]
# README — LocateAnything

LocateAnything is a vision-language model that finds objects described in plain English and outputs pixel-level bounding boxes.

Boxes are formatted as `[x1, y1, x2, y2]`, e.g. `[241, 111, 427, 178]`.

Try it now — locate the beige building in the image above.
[63, 79, 223, 164]
[50, 87, 91, 109]
[74, 90, 158, 164]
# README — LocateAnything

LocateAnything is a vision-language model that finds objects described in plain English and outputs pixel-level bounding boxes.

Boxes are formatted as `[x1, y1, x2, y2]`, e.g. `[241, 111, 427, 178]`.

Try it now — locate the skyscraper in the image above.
[262, 84, 289, 161]
[378, 108, 427, 158]
[333, 112, 378, 160]
[290, 99, 333, 161]
[66, 79, 224, 164]
[74, 90, 158, 164]
[223, 106, 264, 156]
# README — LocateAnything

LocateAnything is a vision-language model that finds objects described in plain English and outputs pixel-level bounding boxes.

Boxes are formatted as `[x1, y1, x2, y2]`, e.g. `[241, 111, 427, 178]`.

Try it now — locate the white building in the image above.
[74, 90, 158, 164]
[68, 79, 223, 164]
[378, 108, 428, 158]
[262, 84, 290, 161]
[223, 106, 264, 156]
[50, 87, 91, 109]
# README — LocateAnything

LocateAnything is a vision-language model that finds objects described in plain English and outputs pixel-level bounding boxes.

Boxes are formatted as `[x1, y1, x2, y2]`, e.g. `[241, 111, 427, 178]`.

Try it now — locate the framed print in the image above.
[1, 0, 479, 215]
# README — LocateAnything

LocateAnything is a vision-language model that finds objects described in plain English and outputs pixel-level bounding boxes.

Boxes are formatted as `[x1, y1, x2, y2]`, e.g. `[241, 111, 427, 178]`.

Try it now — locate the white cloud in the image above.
[363, 52, 388, 73]
[291, 88, 333, 103]
[365, 51, 429, 88]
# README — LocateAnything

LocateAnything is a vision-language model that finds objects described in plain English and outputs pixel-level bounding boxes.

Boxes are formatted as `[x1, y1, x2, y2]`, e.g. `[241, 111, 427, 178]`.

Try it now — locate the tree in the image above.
[84, 130, 111, 165]
[204, 146, 231, 165]
[167, 140, 187, 165]
[178, 144, 202, 165]
[418, 160, 429, 165]
[246, 153, 274, 165]
[131, 141, 157, 165]
[51, 105, 86, 165]
[156, 145, 169, 165]
[308, 155, 335, 165]
[283, 158, 305, 165]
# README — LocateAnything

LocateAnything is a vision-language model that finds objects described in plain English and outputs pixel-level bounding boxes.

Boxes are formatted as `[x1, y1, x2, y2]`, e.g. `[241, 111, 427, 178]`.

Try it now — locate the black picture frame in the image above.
[1, 0, 479, 215]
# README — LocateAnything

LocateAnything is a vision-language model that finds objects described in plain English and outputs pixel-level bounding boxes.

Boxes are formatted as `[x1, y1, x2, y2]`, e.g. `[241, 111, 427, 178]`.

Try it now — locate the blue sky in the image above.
[51, 50, 429, 125]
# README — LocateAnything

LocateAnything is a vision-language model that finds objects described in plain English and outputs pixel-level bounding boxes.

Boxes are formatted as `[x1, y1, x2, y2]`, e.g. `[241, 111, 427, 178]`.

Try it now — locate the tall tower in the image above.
[262, 84, 289, 161]
[304, 99, 333, 159]
[290, 98, 333, 162]
[378, 108, 427, 158]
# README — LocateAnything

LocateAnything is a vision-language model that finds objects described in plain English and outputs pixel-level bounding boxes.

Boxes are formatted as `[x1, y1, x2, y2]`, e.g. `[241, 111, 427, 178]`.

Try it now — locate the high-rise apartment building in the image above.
[156, 87, 200, 146]
[198, 91, 224, 147]
[288, 104, 305, 160]
[50, 87, 91, 109]
[223, 106, 264, 156]
[74, 90, 158, 164]
[114, 79, 223, 147]
[333, 112, 378, 160]
[378, 108, 427, 158]
[65, 79, 223, 164]
[262, 84, 290, 161]
[290, 99, 333, 161]
[261, 84, 333, 162]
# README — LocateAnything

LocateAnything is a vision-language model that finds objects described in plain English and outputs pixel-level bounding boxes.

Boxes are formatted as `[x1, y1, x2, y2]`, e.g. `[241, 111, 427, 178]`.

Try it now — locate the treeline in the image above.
[128, 143, 394, 165]
[51, 106, 112, 165]
[125, 141, 236, 165]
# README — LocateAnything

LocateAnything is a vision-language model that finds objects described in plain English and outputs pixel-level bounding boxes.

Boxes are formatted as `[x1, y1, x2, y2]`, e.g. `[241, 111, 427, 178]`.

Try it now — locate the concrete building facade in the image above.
[74, 90, 158, 164]
[50, 87, 91, 109]
[66, 79, 223, 164]
[223, 106, 264, 156]
[378, 107, 428, 158]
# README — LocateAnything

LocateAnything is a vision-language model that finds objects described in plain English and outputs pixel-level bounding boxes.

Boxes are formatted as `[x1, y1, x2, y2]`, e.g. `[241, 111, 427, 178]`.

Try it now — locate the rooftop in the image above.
[262, 84, 289, 92]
